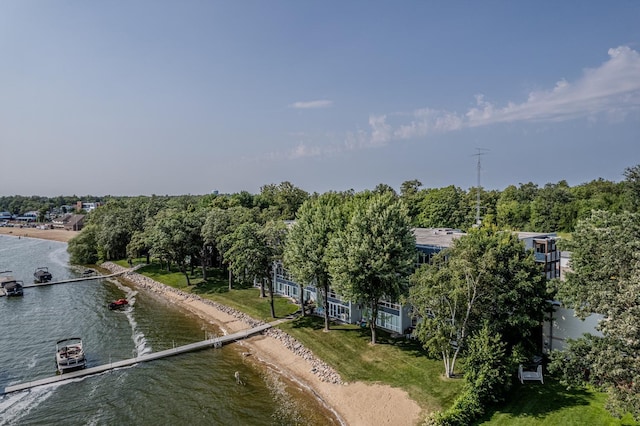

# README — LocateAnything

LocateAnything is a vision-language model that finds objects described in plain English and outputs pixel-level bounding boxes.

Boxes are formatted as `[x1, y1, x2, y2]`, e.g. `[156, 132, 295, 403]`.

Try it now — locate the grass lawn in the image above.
[116, 259, 463, 412]
[279, 315, 463, 413]
[479, 380, 638, 425]
[114, 260, 637, 424]
[117, 259, 299, 321]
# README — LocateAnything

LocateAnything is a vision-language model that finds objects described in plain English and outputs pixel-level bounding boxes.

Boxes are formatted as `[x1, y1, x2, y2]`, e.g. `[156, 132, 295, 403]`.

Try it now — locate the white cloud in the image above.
[276, 46, 640, 160]
[287, 143, 322, 159]
[289, 99, 333, 109]
[466, 46, 640, 126]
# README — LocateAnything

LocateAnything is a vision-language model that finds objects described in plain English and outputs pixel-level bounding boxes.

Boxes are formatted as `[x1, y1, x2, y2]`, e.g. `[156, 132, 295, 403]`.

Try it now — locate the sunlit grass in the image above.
[117, 259, 637, 424]
[479, 381, 638, 425]
[279, 315, 463, 413]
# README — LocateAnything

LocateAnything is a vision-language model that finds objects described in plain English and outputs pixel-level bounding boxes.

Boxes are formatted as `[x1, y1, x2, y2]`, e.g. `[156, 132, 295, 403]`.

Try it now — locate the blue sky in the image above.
[1, 1, 639, 197]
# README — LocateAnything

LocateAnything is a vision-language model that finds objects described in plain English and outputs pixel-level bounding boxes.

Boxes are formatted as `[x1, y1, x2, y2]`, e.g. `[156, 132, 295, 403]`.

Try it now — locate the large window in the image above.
[328, 302, 350, 322]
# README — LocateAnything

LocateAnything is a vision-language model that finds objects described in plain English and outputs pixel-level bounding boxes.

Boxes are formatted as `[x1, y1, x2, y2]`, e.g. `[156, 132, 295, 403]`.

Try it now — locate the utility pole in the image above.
[473, 148, 489, 227]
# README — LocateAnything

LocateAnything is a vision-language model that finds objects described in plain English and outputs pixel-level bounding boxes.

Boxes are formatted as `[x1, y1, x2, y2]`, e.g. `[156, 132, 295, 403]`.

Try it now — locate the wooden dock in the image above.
[1, 323, 272, 395]
[21, 266, 140, 289]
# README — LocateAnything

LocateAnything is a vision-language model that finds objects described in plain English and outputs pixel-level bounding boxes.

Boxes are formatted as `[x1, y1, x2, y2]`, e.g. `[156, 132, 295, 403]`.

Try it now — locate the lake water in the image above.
[0, 235, 337, 425]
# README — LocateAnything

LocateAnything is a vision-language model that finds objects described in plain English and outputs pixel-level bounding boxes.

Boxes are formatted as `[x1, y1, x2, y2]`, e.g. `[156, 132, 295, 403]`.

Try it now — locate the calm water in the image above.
[0, 235, 337, 425]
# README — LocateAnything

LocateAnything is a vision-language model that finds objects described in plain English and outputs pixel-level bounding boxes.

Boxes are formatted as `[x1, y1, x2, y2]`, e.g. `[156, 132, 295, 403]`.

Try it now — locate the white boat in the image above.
[56, 338, 86, 373]
[0, 272, 23, 297]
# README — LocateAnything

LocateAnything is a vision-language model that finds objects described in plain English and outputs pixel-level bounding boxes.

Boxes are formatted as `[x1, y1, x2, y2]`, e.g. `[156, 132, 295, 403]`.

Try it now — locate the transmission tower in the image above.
[473, 148, 489, 227]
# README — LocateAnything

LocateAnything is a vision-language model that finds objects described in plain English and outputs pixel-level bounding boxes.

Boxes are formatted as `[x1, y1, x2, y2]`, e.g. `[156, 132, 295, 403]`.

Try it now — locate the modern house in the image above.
[541, 251, 603, 353]
[76, 201, 101, 213]
[516, 232, 561, 280]
[273, 227, 561, 336]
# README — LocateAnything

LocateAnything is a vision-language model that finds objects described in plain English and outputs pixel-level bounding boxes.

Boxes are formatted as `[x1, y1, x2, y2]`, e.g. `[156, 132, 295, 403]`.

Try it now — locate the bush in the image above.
[426, 325, 512, 425]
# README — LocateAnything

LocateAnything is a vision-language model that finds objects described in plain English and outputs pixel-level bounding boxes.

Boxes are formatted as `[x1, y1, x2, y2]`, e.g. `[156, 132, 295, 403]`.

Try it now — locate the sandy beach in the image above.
[104, 263, 423, 426]
[0, 226, 79, 243]
[5, 229, 423, 425]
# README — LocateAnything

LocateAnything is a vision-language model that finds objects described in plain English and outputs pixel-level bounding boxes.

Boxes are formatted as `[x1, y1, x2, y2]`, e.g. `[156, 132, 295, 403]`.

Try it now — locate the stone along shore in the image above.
[100, 262, 343, 385]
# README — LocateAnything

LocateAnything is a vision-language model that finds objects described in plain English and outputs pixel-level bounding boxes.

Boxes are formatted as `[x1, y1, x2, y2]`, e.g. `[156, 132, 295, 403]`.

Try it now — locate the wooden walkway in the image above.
[1, 323, 272, 395]
[21, 266, 141, 289]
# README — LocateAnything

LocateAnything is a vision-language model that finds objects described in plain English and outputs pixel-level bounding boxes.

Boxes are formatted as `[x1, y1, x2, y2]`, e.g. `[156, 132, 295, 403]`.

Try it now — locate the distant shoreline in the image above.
[0, 226, 79, 243]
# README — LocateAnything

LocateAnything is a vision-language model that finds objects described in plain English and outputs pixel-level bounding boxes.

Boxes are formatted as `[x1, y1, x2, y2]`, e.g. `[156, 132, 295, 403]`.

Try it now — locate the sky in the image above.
[1, 1, 639, 197]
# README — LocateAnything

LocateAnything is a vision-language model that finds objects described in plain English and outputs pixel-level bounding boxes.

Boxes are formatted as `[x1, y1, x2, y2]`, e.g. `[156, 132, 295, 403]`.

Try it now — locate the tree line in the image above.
[5, 164, 640, 233]
[57, 164, 640, 423]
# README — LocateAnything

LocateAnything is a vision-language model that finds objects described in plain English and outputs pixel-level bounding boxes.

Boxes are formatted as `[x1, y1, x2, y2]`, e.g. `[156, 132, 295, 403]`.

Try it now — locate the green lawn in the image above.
[115, 260, 637, 424]
[479, 380, 638, 425]
[279, 315, 463, 413]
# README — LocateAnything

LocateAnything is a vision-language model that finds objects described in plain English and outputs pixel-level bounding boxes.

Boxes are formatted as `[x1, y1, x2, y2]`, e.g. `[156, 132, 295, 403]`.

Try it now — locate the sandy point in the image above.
[0, 226, 79, 243]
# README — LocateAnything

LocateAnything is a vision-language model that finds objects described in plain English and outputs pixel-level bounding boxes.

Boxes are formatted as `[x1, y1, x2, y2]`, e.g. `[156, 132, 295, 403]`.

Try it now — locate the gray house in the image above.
[273, 227, 562, 336]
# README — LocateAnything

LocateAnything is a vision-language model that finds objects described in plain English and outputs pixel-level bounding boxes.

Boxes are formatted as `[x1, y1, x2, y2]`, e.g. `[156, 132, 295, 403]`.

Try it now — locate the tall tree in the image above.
[550, 210, 640, 420]
[329, 193, 416, 343]
[399, 179, 424, 224]
[148, 209, 202, 285]
[530, 181, 576, 232]
[224, 220, 287, 318]
[283, 192, 347, 329]
[409, 227, 547, 377]
[201, 206, 257, 290]
[623, 164, 640, 212]
[415, 185, 469, 229]
[258, 181, 309, 221]
[67, 224, 99, 264]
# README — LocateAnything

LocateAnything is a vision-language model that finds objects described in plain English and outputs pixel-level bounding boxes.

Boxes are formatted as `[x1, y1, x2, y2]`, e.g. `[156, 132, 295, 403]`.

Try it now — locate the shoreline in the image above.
[0, 226, 79, 243]
[102, 262, 422, 426]
[5, 230, 422, 425]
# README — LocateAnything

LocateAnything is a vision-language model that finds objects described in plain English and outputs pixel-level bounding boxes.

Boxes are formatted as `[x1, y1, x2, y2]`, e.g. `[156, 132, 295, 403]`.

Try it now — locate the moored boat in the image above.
[56, 337, 86, 373]
[3, 280, 24, 297]
[34, 267, 52, 283]
[108, 298, 129, 310]
[0, 273, 24, 297]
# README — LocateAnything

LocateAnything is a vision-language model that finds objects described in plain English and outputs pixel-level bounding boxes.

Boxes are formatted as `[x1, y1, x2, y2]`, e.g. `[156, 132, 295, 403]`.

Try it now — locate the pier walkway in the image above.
[21, 265, 142, 289]
[1, 322, 272, 395]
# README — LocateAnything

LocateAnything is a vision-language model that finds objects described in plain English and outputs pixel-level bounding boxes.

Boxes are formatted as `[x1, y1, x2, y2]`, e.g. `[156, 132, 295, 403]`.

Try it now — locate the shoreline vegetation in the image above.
[2, 229, 423, 426]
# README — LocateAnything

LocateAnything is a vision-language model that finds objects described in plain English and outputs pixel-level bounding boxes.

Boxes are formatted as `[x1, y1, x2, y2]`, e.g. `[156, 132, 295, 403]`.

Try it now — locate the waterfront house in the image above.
[541, 251, 603, 353]
[273, 227, 562, 337]
[52, 214, 85, 231]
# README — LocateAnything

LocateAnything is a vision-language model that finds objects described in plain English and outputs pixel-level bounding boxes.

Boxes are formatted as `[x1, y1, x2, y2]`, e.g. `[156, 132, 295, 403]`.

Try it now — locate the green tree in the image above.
[530, 181, 577, 232]
[67, 224, 99, 264]
[551, 210, 640, 420]
[257, 181, 309, 221]
[202, 206, 258, 290]
[623, 164, 640, 212]
[399, 179, 424, 224]
[283, 192, 347, 329]
[415, 185, 469, 229]
[409, 227, 546, 377]
[496, 183, 539, 230]
[224, 220, 287, 318]
[148, 209, 202, 285]
[329, 193, 415, 344]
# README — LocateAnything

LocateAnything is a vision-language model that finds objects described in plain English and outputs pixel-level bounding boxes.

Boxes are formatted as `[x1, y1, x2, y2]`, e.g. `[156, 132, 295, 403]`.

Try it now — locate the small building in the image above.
[52, 214, 85, 231]
[15, 211, 38, 222]
[76, 201, 100, 213]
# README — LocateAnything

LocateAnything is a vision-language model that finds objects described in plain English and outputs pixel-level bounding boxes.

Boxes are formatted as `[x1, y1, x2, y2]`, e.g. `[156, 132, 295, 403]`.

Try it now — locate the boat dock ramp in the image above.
[1, 322, 272, 395]
[17, 266, 142, 291]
